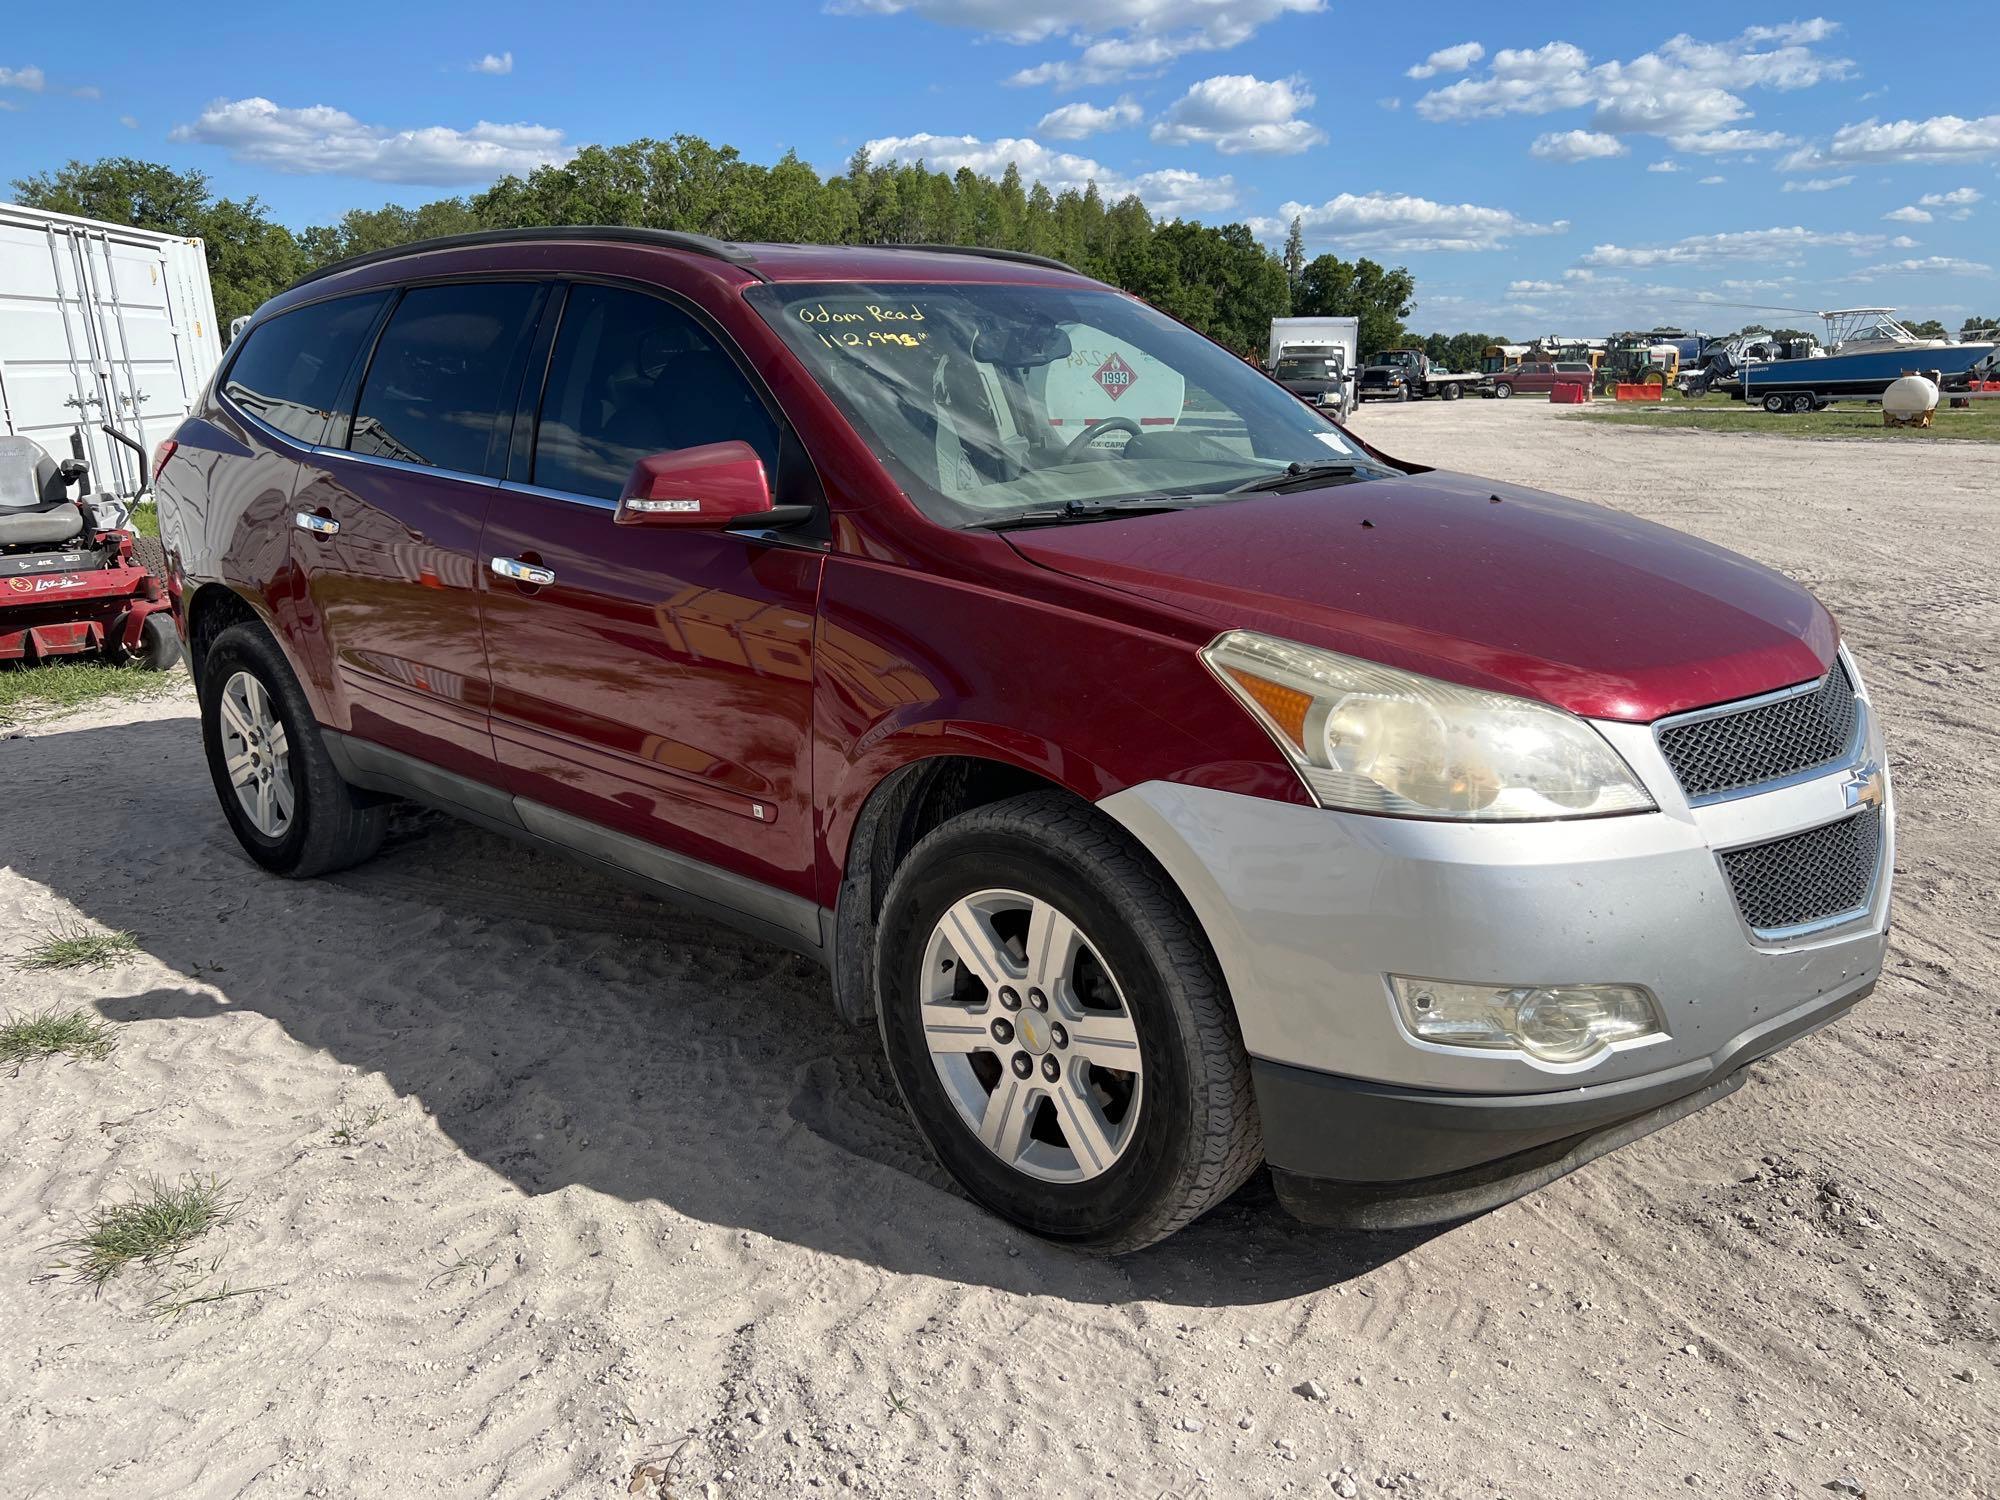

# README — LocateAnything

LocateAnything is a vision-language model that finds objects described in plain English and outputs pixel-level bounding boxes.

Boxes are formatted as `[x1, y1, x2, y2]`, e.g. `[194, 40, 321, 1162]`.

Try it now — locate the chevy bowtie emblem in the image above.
[1843, 760, 1885, 811]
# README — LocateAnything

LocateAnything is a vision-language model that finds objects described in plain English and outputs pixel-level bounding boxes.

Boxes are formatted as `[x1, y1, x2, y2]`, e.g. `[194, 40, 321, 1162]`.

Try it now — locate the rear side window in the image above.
[349, 282, 542, 477]
[222, 293, 388, 445]
[532, 284, 780, 501]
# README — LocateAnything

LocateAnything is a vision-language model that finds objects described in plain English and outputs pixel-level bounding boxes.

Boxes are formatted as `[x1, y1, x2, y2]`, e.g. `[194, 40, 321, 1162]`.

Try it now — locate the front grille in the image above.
[1657, 659, 1858, 800]
[1720, 807, 1881, 934]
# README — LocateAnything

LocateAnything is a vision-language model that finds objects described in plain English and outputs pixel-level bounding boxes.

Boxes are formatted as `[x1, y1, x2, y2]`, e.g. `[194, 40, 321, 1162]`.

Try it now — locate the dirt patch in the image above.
[1, 404, 1994, 1498]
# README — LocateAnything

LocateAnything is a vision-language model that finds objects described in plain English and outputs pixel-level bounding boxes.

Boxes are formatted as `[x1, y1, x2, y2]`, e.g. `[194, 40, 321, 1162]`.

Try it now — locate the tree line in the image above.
[11, 140, 1441, 360]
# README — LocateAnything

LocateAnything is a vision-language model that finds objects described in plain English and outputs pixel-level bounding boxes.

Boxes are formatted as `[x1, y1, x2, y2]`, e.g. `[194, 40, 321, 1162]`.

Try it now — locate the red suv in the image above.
[156, 229, 1891, 1250]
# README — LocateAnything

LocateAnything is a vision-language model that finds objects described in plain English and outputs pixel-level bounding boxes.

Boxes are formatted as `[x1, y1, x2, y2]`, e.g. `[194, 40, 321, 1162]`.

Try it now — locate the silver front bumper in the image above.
[1098, 682, 1891, 1097]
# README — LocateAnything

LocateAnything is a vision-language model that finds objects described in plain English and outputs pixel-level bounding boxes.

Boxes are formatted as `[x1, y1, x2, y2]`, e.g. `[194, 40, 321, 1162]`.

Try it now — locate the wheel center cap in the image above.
[1016, 1009, 1052, 1056]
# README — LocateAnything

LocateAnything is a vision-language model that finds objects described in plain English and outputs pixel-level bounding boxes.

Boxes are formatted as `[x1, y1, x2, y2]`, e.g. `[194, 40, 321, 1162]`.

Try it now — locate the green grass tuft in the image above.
[1569, 394, 2000, 442]
[56, 1176, 237, 1289]
[0, 1007, 117, 1065]
[17, 920, 140, 971]
[0, 657, 179, 726]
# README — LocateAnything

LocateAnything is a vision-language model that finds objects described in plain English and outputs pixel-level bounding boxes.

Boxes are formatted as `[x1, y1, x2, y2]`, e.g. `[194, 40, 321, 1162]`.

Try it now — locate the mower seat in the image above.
[0, 435, 85, 546]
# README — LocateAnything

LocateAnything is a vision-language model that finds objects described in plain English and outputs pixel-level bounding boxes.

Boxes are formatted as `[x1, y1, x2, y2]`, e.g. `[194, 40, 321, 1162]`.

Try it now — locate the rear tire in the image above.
[199, 620, 385, 878]
[1763, 393, 1787, 413]
[874, 792, 1261, 1253]
[1789, 393, 1816, 415]
[1439, 381, 1462, 401]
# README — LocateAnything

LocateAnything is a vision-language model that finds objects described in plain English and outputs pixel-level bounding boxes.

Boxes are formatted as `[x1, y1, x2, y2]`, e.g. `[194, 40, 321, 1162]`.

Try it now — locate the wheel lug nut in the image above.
[1050, 1023, 1067, 1049]
[991, 1018, 1014, 1045]
[1040, 1056, 1060, 1083]
[998, 987, 1022, 1011]
[1011, 1052, 1033, 1079]
[1028, 988, 1048, 1011]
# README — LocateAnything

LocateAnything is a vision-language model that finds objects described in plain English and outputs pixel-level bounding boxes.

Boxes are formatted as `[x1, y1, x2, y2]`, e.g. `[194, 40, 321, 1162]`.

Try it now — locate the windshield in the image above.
[1274, 355, 1341, 381]
[747, 281, 1377, 528]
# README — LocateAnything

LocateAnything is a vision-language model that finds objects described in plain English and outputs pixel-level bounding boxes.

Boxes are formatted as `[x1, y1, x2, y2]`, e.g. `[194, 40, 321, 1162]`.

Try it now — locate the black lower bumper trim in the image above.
[1257, 981, 1871, 1230]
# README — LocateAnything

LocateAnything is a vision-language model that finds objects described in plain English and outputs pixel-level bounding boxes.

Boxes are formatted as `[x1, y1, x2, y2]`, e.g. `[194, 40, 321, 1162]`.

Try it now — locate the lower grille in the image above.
[1720, 807, 1882, 934]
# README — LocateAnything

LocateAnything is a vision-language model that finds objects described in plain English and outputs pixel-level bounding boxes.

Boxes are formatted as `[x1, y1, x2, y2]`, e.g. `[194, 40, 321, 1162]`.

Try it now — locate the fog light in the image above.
[1389, 977, 1663, 1064]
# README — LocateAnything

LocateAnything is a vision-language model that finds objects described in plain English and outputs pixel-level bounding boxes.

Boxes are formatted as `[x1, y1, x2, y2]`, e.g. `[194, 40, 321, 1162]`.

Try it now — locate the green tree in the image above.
[1282, 216, 1306, 291]
[1961, 315, 1998, 336]
[9, 156, 304, 327]
[1293, 253, 1415, 357]
[1905, 318, 1948, 339]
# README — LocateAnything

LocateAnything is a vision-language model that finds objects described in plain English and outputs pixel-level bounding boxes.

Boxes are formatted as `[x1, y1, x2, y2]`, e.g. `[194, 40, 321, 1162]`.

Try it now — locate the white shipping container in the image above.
[0, 201, 223, 501]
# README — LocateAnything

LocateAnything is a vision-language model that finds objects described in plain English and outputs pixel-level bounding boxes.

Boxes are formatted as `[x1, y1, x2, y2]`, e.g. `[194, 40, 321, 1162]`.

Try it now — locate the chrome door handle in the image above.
[294, 511, 339, 535]
[490, 556, 556, 586]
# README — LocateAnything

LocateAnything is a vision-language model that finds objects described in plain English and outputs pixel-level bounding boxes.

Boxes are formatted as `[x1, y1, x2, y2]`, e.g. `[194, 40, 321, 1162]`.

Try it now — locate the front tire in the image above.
[874, 792, 1261, 1252]
[199, 621, 386, 878]
[1493, 381, 1513, 400]
[134, 612, 181, 673]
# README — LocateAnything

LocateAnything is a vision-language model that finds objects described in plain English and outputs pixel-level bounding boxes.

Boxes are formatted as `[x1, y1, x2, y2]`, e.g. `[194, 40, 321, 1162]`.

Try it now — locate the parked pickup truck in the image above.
[1356, 350, 1482, 403]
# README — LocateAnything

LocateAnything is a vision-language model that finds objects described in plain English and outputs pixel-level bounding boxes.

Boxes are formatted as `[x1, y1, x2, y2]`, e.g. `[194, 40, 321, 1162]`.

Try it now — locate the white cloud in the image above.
[1780, 174, 1852, 192]
[1150, 74, 1325, 154]
[170, 97, 574, 185]
[862, 132, 1239, 215]
[837, 1, 1323, 88]
[1530, 129, 1627, 162]
[0, 64, 46, 91]
[72, 85, 102, 101]
[1406, 42, 1484, 81]
[1414, 23, 1847, 142]
[1921, 187, 1982, 206]
[1667, 128, 1795, 153]
[1890, 235, 1919, 248]
[1378, 97, 1401, 111]
[1782, 112, 2000, 168]
[1699, 174, 1725, 184]
[1273, 191, 1567, 253]
[1647, 159, 1681, 173]
[1035, 97, 1142, 140]
[1882, 205, 1931, 223]
[118, 113, 138, 129]
[1581, 226, 1890, 268]
[1848, 256, 1991, 278]
[470, 51, 514, 76]
[1508, 279, 1562, 293]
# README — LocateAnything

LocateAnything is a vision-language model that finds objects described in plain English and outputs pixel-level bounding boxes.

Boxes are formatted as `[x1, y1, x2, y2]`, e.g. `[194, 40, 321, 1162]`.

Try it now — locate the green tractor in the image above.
[1594, 333, 1680, 396]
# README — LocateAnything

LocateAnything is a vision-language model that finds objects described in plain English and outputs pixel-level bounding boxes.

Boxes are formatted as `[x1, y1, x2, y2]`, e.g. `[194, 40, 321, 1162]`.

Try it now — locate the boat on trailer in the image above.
[1740, 309, 1997, 412]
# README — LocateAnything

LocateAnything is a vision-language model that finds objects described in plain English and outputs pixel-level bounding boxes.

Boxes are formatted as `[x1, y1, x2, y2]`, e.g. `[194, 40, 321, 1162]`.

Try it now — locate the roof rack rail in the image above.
[286, 226, 765, 291]
[887, 243, 1086, 276]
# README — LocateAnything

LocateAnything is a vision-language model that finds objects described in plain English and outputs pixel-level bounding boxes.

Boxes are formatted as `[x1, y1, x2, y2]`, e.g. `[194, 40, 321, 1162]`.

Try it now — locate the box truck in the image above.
[1, 201, 223, 502]
[1266, 316, 1358, 418]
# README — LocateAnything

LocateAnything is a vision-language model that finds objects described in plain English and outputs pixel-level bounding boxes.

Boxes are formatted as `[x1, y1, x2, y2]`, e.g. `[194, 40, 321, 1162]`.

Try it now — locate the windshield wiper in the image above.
[1221, 460, 1381, 496]
[967, 497, 1192, 530]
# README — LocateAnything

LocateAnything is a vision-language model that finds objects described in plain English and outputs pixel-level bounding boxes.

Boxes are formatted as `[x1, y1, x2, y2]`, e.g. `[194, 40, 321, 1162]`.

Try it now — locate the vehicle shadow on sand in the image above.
[13, 709, 1443, 1304]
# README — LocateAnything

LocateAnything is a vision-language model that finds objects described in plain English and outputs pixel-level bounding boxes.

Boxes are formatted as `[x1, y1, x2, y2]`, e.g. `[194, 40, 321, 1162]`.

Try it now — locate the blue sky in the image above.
[3, 3, 1995, 335]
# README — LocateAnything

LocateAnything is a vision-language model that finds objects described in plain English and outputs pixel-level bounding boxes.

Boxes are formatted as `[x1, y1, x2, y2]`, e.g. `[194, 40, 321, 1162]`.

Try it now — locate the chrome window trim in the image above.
[310, 444, 503, 488]
[496, 478, 616, 511]
[1652, 648, 1865, 807]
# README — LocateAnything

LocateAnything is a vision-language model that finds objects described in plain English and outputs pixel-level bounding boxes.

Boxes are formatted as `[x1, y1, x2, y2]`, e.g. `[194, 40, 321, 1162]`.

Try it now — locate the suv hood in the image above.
[1006, 470, 1835, 722]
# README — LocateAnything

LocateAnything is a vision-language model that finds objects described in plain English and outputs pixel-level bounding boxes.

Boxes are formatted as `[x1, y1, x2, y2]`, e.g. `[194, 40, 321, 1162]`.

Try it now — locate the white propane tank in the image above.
[1882, 373, 1939, 419]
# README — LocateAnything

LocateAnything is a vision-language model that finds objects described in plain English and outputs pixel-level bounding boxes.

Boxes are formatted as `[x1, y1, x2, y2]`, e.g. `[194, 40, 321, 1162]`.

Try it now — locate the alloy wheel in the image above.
[217, 669, 295, 838]
[919, 888, 1144, 1183]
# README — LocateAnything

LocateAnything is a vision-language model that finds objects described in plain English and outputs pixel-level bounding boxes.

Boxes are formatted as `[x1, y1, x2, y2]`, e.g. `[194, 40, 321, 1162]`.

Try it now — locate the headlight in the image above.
[1390, 977, 1664, 1063]
[1201, 630, 1654, 820]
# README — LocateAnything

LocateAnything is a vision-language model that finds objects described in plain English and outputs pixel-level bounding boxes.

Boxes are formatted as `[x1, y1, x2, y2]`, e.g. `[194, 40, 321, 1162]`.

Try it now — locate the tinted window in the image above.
[223, 293, 388, 444]
[533, 284, 779, 501]
[349, 282, 541, 476]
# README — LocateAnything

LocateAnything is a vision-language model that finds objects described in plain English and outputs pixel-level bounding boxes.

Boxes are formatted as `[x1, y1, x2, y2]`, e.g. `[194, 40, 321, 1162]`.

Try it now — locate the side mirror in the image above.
[614, 441, 808, 530]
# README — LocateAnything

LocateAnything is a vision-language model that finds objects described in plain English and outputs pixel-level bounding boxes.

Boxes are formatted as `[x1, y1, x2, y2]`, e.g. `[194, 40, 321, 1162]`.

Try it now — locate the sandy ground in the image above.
[1, 398, 1995, 1500]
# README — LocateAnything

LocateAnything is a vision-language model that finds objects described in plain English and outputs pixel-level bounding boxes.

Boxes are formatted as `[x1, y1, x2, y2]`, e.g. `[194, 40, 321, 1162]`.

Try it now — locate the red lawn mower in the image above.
[0, 424, 180, 672]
